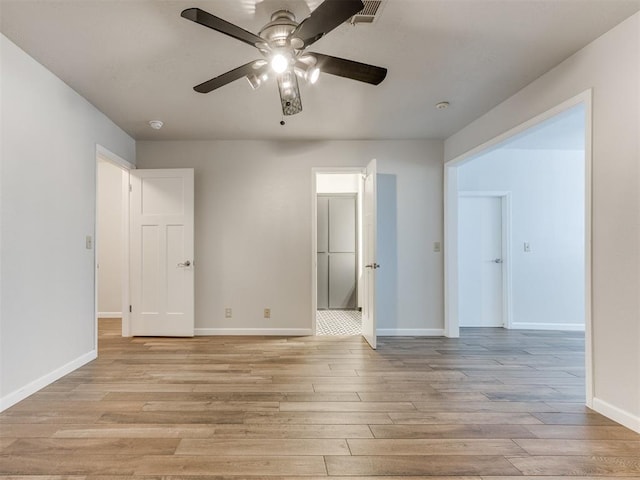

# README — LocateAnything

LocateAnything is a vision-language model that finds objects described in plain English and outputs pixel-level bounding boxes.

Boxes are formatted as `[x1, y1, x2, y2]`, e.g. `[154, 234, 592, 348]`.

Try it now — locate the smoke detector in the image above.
[148, 120, 164, 130]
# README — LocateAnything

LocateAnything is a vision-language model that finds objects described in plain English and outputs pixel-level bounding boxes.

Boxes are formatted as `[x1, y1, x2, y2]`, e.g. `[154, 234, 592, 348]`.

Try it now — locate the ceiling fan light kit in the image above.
[180, 0, 387, 117]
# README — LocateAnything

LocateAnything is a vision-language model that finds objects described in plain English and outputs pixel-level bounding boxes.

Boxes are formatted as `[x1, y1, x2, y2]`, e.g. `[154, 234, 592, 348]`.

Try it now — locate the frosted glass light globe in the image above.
[271, 54, 289, 73]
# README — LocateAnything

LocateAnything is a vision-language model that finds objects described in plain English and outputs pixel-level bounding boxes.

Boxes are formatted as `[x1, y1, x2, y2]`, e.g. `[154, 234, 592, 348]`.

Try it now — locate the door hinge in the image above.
[129, 305, 132, 313]
[129, 184, 132, 192]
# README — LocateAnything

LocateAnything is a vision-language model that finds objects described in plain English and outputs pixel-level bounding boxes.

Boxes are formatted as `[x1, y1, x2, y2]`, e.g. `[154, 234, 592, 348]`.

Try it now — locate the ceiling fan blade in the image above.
[290, 0, 364, 49]
[311, 53, 387, 85]
[181, 8, 264, 49]
[194, 61, 265, 93]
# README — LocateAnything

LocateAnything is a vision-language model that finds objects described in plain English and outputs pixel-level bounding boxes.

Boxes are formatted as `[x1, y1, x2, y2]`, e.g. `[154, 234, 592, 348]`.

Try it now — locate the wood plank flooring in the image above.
[1, 319, 639, 478]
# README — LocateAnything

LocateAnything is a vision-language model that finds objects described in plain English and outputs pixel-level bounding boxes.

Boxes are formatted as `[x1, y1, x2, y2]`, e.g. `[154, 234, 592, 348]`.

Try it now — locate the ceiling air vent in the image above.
[349, 0, 383, 25]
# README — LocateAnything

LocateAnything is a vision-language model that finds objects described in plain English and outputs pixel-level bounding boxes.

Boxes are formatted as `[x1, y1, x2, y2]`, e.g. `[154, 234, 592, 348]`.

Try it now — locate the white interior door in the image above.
[130, 168, 194, 336]
[362, 159, 378, 348]
[459, 195, 503, 327]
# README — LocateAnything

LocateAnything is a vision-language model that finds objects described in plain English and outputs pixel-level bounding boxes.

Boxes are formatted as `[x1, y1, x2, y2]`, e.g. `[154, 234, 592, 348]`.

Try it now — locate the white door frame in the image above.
[458, 191, 512, 329]
[95, 145, 135, 343]
[311, 167, 365, 334]
[443, 90, 593, 406]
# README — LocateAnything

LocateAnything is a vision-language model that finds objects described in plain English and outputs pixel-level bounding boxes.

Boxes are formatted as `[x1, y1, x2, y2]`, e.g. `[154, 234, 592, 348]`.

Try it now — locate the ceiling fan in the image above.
[181, 0, 387, 116]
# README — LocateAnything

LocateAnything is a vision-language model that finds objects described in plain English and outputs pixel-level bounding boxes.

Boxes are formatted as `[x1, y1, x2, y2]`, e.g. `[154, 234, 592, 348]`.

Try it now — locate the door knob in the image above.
[365, 263, 380, 269]
[492, 258, 503, 264]
[178, 260, 191, 267]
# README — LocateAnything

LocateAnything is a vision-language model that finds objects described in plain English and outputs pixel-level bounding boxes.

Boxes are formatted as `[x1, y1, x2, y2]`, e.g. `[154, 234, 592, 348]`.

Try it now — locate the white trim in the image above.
[377, 329, 445, 337]
[458, 191, 513, 329]
[96, 144, 135, 170]
[95, 144, 133, 340]
[592, 398, 640, 434]
[312, 167, 367, 174]
[97, 312, 122, 319]
[583, 91, 594, 408]
[120, 169, 131, 337]
[195, 328, 313, 336]
[510, 322, 585, 331]
[443, 90, 594, 409]
[443, 166, 459, 337]
[311, 172, 318, 335]
[445, 91, 592, 167]
[0, 350, 96, 412]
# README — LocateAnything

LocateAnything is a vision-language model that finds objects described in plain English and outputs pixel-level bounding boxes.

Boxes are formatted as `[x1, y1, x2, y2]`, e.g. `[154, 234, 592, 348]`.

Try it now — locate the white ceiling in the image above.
[2, 0, 639, 141]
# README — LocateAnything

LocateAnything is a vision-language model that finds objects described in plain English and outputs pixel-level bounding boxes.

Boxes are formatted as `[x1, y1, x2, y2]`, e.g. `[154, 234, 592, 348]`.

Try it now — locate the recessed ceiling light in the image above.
[436, 101, 450, 110]
[148, 120, 164, 130]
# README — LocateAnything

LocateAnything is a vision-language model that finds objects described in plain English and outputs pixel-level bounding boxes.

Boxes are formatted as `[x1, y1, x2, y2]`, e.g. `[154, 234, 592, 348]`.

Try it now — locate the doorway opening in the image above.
[313, 171, 364, 336]
[444, 92, 593, 405]
[95, 145, 133, 341]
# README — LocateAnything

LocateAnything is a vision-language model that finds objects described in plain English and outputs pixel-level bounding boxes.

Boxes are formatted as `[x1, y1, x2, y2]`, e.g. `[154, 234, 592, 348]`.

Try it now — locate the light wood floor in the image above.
[1, 319, 639, 478]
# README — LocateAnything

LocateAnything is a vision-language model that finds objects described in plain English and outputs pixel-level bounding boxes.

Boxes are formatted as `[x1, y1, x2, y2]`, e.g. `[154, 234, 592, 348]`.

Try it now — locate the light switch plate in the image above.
[433, 242, 441, 253]
[85, 235, 93, 250]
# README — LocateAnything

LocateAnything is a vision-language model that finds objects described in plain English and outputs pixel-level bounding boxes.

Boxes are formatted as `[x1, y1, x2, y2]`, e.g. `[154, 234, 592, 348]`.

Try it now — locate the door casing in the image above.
[95, 145, 134, 342]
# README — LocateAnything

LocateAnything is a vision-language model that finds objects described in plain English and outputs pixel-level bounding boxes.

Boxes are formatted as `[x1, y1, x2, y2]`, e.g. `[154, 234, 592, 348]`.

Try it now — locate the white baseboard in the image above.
[98, 312, 122, 319]
[0, 350, 97, 412]
[510, 322, 585, 331]
[195, 328, 313, 336]
[196, 328, 446, 337]
[377, 328, 445, 337]
[592, 397, 640, 433]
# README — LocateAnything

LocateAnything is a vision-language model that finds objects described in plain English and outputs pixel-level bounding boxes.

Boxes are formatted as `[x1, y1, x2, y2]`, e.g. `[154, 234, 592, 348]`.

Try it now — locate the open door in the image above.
[130, 168, 194, 336]
[362, 159, 378, 349]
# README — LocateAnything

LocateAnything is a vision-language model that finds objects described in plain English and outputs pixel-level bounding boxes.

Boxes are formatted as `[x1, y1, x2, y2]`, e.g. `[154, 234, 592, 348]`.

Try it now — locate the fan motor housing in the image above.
[259, 10, 298, 47]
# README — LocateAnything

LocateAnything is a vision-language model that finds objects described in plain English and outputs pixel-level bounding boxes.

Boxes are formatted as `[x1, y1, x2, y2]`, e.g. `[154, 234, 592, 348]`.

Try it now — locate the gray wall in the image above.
[136, 140, 444, 335]
[1, 34, 135, 409]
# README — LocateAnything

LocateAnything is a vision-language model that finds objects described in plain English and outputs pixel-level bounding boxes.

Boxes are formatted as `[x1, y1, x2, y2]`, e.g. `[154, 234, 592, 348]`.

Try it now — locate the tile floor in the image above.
[316, 309, 362, 335]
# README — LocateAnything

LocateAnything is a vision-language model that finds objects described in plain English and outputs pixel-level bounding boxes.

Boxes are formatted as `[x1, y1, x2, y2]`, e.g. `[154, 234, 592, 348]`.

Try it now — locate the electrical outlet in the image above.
[85, 235, 93, 250]
[433, 241, 441, 253]
[264, 308, 271, 319]
[225, 308, 232, 318]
